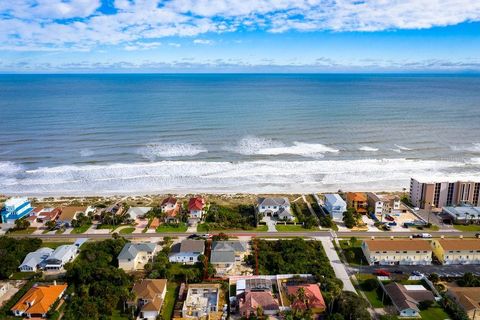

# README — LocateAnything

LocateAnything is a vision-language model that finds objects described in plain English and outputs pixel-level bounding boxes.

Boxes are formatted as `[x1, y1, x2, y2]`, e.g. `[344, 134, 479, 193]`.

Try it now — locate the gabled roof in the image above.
[347, 192, 367, 203]
[126, 207, 152, 219]
[188, 197, 205, 211]
[287, 284, 326, 310]
[59, 206, 86, 221]
[324, 194, 346, 206]
[448, 287, 480, 312]
[210, 250, 235, 263]
[20, 248, 54, 269]
[11, 284, 67, 315]
[437, 239, 480, 251]
[132, 279, 167, 301]
[161, 196, 178, 206]
[180, 240, 205, 253]
[118, 243, 156, 260]
[45, 245, 76, 264]
[364, 239, 433, 252]
[384, 282, 434, 313]
[240, 291, 280, 314]
[257, 197, 290, 207]
[212, 241, 247, 252]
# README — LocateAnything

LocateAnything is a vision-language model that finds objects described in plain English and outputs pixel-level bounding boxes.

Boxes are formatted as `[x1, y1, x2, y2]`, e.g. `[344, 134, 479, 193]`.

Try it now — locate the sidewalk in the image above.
[317, 236, 356, 292]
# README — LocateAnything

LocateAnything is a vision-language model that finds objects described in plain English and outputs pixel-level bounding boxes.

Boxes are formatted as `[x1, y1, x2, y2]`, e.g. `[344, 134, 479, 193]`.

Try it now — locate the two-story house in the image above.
[169, 240, 205, 264]
[431, 239, 480, 265]
[257, 197, 294, 221]
[130, 279, 167, 320]
[118, 242, 158, 271]
[362, 239, 433, 265]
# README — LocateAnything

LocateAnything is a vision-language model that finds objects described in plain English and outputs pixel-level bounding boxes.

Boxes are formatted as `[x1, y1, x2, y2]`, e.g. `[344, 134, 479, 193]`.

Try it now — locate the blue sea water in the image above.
[0, 74, 479, 195]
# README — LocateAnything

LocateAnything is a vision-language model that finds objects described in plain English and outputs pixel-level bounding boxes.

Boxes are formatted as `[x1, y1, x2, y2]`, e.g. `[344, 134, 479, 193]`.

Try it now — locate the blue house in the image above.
[324, 194, 347, 222]
[1, 197, 34, 224]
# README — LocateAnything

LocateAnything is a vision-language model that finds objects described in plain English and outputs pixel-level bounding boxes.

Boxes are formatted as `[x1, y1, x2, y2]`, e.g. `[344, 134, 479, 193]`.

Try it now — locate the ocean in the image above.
[1, 73, 479, 196]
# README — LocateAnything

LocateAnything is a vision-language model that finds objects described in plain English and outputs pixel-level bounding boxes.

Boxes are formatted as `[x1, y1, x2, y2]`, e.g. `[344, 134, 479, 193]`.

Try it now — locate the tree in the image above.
[212, 232, 229, 241]
[342, 209, 356, 229]
[418, 300, 433, 310]
[362, 278, 379, 291]
[14, 218, 30, 230]
[349, 236, 357, 247]
[45, 220, 56, 230]
[336, 291, 370, 320]
[428, 273, 440, 283]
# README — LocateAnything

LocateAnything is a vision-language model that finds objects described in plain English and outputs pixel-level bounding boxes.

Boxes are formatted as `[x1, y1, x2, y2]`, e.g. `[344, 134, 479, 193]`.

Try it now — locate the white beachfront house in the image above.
[257, 197, 294, 221]
[324, 194, 347, 221]
[1, 197, 34, 224]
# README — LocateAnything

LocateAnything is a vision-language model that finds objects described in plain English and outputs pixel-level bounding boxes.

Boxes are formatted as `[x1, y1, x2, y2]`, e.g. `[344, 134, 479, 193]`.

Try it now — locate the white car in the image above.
[421, 233, 432, 238]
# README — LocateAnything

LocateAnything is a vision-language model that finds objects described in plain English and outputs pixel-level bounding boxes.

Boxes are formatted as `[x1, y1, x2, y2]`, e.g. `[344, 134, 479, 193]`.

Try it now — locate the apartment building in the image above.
[362, 239, 433, 265]
[431, 239, 480, 265]
[409, 178, 480, 209]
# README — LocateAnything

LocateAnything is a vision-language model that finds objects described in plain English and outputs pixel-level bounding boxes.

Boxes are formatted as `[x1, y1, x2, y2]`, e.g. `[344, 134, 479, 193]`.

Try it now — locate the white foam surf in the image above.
[452, 143, 480, 153]
[138, 143, 207, 160]
[1, 158, 479, 196]
[80, 149, 94, 157]
[226, 136, 339, 158]
[359, 146, 379, 152]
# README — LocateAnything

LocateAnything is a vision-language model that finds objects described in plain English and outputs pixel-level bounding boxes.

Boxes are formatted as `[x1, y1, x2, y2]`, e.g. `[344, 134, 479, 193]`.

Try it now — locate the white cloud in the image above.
[193, 39, 214, 45]
[1, 0, 480, 51]
[168, 42, 181, 47]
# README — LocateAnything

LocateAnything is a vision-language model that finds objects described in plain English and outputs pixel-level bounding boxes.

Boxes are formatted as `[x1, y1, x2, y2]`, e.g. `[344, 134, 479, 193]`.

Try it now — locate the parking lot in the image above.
[356, 263, 480, 277]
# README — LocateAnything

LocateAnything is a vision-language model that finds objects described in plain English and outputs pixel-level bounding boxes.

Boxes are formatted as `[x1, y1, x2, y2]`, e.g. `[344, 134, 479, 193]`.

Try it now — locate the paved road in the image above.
[318, 237, 356, 292]
[5, 230, 478, 239]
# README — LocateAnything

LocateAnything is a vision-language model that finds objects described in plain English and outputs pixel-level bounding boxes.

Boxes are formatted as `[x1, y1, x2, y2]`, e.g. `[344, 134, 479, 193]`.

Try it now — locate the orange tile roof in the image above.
[364, 239, 433, 251]
[346, 192, 367, 203]
[287, 284, 326, 311]
[437, 239, 480, 251]
[150, 217, 160, 229]
[12, 284, 67, 316]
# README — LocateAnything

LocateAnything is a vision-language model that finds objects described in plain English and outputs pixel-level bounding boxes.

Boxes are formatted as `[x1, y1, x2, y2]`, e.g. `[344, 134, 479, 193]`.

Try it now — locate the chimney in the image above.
[371, 236, 375, 240]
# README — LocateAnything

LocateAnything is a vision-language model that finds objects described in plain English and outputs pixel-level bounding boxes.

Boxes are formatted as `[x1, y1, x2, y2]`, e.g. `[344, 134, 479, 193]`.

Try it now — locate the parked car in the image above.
[475, 233, 480, 239]
[373, 269, 391, 277]
[392, 270, 404, 274]
[199, 233, 212, 239]
[388, 221, 397, 226]
[412, 271, 422, 276]
[385, 215, 395, 221]
[187, 234, 199, 239]
[412, 233, 432, 238]
[421, 233, 432, 238]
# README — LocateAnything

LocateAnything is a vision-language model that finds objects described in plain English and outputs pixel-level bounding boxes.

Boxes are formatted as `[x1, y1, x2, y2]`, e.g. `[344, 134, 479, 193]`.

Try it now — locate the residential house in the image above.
[33, 207, 62, 223]
[410, 178, 480, 209]
[346, 192, 368, 215]
[11, 283, 68, 318]
[126, 207, 152, 220]
[169, 240, 205, 264]
[367, 192, 401, 217]
[19, 247, 54, 272]
[130, 279, 167, 320]
[210, 241, 248, 275]
[237, 278, 280, 317]
[431, 239, 480, 265]
[1, 197, 33, 224]
[286, 284, 326, 314]
[383, 282, 435, 318]
[182, 283, 220, 319]
[323, 194, 347, 221]
[257, 197, 294, 221]
[447, 287, 480, 320]
[43, 244, 79, 271]
[149, 217, 160, 230]
[441, 206, 480, 224]
[188, 196, 206, 221]
[362, 239, 433, 265]
[161, 196, 181, 223]
[57, 206, 87, 227]
[105, 202, 124, 216]
[118, 242, 158, 271]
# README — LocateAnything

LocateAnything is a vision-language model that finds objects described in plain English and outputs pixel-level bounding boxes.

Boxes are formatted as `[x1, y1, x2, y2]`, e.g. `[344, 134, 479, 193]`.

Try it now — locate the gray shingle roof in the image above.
[179, 240, 205, 253]
[20, 247, 54, 269]
[212, 241, 247, 252]
[118, 242, 156, 260]
[257, 197, 290, 207]
[210, 250, 235, 263]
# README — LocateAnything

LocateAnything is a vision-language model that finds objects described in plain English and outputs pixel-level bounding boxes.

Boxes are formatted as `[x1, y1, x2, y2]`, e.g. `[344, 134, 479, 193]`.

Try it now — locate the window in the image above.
[189, 257, 193, 261]
[416, 251, 420, 253]
[403, 251, 407, 253]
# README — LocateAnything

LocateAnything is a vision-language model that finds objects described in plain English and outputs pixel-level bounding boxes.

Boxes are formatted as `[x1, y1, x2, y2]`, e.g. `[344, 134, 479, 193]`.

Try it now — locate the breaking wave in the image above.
[359, 146, 379, 152]
[225, 136, 339, 158]
[138, 143, 207, 160]
[1, 158, 479, 196]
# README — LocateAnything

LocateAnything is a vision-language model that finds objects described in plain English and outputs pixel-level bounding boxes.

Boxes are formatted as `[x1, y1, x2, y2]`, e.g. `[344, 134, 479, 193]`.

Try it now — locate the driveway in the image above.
[262, 216, 277, 232]
[317, 236, 356, 292]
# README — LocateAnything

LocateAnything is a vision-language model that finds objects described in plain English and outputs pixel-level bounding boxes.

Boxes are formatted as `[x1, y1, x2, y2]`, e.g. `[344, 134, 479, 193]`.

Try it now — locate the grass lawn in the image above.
[162, 282, 179, 319]
[339, 240, 367, 266]
[71, 223, 92, 234]
[43, 241, 73, 249]
[255, 225, 268, 232]
[119, 227, 135, 234]
[55, 228, 65, 234]
[8, 227, 36, 235]
[275, 224, 317, 232]
[110, 309, 129, 320]
[9, 272, 36, 280]
[156, 222, 188, 233]
[453, 224, 480, 232]
[97, 224, 116, 230]
[355, 274, 387, 308]
[419, 305, 450, 320]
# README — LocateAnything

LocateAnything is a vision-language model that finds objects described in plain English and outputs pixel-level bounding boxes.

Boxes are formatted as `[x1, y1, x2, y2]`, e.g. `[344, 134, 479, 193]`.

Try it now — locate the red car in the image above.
[385, 214, 394, 221]
[373, 269, 391, 277]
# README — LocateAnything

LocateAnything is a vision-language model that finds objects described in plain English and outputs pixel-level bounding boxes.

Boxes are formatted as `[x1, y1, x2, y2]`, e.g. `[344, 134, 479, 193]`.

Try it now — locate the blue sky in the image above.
[1, 0, 480, 72]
